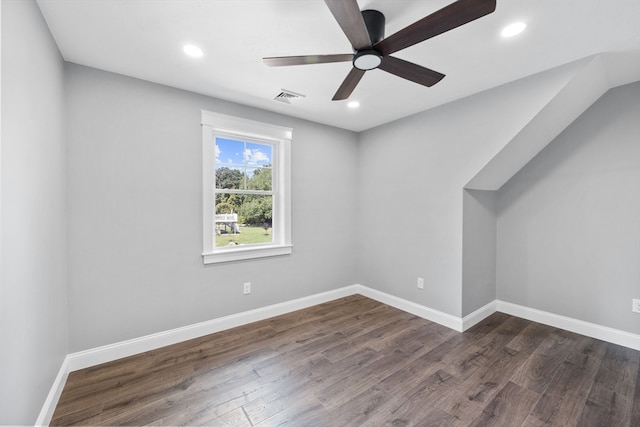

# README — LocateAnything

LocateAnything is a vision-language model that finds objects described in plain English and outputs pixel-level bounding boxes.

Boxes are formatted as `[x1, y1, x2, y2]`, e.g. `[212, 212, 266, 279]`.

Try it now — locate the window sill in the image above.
[202, 244, 293, 264]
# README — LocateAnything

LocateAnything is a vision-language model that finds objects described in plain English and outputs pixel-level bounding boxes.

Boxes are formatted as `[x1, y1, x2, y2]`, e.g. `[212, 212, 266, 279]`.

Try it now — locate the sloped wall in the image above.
[496, 82, 640, 334]
[466, 56, 610, 190]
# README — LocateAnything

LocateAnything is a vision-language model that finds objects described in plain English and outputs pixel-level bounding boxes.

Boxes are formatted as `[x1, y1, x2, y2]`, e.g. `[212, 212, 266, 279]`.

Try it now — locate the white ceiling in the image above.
[36, 0, 640, 132]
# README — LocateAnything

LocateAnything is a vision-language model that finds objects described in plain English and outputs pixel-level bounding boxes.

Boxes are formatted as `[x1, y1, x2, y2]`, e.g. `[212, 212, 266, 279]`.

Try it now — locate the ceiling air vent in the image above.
[273, 89, 305, 104]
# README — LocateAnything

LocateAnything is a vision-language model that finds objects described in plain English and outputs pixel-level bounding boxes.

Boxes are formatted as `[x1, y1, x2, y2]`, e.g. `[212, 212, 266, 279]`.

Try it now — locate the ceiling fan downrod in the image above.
[354, 10, 385, 71]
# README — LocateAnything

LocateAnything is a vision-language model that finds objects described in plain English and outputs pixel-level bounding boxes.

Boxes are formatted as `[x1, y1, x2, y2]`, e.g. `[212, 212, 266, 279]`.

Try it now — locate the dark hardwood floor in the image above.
[51, 295, 640, 426]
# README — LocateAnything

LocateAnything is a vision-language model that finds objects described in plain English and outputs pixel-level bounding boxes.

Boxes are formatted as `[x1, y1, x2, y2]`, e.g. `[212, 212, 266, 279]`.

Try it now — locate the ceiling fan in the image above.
[263, 0, 496, 101]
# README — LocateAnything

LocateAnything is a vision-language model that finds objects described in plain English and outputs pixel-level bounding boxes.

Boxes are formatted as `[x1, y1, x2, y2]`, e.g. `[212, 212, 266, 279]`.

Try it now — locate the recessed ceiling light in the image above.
[183, 44, 203, 58]
[501, 22, 526, 38]
[347, 101, 360, 109]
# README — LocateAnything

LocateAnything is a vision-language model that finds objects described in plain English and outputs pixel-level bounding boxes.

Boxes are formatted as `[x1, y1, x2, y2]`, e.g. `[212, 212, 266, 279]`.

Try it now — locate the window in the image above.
[201, 111, 292, 264]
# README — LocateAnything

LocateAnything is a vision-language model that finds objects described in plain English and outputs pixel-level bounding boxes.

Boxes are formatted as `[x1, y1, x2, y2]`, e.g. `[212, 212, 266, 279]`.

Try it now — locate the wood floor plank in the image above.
[49, 403, 105, 426]
[254, 394, 329, 427]
[328, 384, 398, 426]
[358, 394, 425, 427]
[253, 331, 340, 375]
[467, 381, 541, 427]
[314, 349, 410, 409]
[576, 395, 632, 427]
[380, 316, 456, 358]
[313, 305, 408, 363]
[416, 407, 468, 427]
[363, 401, 466, 427]
[157, 353, 326, 426]
[437, 318, 528, 386]
[54, 364, 197, 423]
[241, 356, 332, 424]
[506, 321, 555, 355]
[576, 342, 640, 426]
[526, 335, 607, 427]
[509, 329, 578, 394]
[591, 343, 640, 399]
[50, 295, 640, 427]
[305, 347, 383, 391]
[632, 360, 640, 427]
[378, 360, 444, 397]
[208, 406, 252, 427]
[445, 347, 529, 423]
[401, 368, 463, 411]
[462, 312, 512, 340]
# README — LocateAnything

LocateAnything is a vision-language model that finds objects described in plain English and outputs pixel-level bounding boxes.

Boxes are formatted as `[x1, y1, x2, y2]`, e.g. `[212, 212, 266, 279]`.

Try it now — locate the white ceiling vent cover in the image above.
[273, 89, 306, 104]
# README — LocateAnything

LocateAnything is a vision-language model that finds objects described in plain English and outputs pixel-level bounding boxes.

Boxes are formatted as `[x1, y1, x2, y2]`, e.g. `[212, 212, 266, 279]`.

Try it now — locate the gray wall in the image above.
[497, 82, 640, 334]
[0, 0, 68, 424]
[65, 64, 358, 352]
[462, 189, 497, 316]
[355, 67, 576, 317]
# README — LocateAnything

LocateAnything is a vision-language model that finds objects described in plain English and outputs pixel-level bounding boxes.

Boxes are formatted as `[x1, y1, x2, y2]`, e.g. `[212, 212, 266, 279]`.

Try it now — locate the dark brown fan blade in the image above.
[324, 0, 372, 50]
[332, 67, 366, 101]
[378, 56, 445, 87]
[375, 0, 496, 55]
[263, 54, 353, 67]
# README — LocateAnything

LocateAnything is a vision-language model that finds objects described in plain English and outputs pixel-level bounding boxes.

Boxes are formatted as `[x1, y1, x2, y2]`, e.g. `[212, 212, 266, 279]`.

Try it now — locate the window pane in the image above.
[246, 167, 272, 191]
[215, 137, 244, 189]
[215, 192, 243, 215]
[215, 194, 273, 247]
[245, 142, 272, 168]
[215, 166, 244, 189]
[215, 137, 245, 167]
[215, 138, 274, 191]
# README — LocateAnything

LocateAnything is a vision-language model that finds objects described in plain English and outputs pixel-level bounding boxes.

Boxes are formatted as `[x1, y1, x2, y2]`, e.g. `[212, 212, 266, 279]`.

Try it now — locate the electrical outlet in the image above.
[243, 282, 251, 295]
[632, 299, 640, 313]
[417, 277, 424, 290]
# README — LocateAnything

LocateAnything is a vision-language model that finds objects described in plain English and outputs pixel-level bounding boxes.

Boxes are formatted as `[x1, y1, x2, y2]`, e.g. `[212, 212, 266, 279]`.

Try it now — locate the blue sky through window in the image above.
[215, 137, 272, 173]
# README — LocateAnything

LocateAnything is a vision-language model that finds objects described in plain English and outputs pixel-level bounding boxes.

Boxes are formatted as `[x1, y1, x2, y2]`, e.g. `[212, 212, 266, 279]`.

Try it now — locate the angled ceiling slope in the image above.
[465, 54, 638, 191]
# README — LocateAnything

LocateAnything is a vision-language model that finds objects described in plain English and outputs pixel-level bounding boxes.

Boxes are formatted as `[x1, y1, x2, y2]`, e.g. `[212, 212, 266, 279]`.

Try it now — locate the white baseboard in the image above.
[496, 300, 640, 351]
[462, 300, 497, 331]
[35, 356, 70, 426]
[354, 285, 465, 331]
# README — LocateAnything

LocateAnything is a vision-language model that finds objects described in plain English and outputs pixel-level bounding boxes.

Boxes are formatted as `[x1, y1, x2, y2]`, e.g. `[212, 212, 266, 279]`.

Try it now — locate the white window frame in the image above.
[201, 110, 292, 264]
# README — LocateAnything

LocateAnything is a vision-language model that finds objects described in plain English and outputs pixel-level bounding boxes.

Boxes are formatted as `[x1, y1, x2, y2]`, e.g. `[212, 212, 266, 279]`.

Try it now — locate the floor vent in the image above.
[273, 89, 305, 104]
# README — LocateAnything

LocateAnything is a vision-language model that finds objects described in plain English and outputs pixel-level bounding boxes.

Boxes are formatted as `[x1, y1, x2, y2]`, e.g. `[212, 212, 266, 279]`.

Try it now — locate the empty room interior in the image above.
[1, 0, 639, 425]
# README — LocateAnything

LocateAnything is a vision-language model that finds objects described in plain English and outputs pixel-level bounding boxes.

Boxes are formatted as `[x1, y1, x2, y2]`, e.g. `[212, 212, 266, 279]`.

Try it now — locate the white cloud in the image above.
[244, 148, 270, 166]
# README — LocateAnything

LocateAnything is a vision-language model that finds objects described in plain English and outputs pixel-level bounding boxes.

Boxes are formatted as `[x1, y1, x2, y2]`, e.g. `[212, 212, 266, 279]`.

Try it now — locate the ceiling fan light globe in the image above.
[353, 50, 382, 70]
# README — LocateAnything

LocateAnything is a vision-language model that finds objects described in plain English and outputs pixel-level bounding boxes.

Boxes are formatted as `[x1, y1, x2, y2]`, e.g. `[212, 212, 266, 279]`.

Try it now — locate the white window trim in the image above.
[201, 110, 292, 264]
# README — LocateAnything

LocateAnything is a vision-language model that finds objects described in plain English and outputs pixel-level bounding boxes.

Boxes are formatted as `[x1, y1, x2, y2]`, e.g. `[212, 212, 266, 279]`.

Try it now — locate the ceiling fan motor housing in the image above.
[354, 10, 385, 70]
[362, 10, 385, 44]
